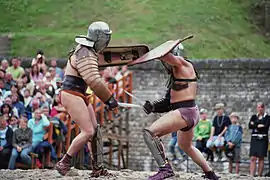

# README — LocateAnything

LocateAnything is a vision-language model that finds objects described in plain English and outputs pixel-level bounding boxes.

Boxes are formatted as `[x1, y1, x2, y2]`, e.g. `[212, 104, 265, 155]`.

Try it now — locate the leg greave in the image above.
[91, 124, 104, 169]
[143, 129, 166, 166]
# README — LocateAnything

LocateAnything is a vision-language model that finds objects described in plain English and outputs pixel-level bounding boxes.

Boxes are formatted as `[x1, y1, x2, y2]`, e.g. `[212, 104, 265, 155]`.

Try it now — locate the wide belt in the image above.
[171, 100, 196, 110]
[62, 75, 87, 95]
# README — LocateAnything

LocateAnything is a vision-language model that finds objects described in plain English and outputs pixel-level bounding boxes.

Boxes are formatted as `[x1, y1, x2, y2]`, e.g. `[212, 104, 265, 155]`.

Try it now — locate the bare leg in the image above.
[250, 156, 257, 176]
[56, 91, 95, 175]
[235, 161, 240, 174]
[177, 129, 211, 172]
[62, 93, 95, 156]
[258, 157, 264, 176]
[149, 110, 188, 136]
[144, 110, 188, 180]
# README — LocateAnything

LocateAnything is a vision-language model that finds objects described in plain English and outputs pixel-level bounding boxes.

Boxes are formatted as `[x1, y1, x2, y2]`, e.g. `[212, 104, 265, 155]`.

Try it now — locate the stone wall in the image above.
[126, 59, 270, 171]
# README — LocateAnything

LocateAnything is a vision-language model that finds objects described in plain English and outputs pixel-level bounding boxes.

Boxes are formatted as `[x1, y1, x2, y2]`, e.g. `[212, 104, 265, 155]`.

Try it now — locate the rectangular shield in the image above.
[98, 44, 149, 67]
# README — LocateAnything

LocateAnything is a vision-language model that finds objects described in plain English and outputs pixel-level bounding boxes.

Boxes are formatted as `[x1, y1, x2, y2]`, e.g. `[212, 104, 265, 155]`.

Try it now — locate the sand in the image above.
[0, 168, 267, 180]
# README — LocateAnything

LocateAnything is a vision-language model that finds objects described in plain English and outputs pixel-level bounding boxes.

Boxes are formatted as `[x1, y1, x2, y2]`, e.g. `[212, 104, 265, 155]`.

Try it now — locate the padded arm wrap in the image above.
[152, 88, 172, 113]
[76, 55, 111, 102]
[152, 98, 171, 113]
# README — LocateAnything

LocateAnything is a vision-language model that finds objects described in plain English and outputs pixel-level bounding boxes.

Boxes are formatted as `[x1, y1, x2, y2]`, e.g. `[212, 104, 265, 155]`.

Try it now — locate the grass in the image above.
[0, 0, 270, 58]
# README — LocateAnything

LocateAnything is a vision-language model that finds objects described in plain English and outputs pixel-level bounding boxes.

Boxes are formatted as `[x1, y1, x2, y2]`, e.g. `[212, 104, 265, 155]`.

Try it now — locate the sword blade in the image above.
[124, 90, 144, 105]
[118, 102, 142, 108]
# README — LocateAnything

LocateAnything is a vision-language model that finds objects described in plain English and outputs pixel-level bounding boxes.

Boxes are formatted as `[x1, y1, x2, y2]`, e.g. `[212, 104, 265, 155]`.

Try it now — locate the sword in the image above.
[118, 102, 142, 108]
[124, 90, 145, 105]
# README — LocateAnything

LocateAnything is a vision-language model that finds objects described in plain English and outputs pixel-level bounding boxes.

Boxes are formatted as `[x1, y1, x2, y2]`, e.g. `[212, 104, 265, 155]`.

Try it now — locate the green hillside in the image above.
[1, 0, 270, 58]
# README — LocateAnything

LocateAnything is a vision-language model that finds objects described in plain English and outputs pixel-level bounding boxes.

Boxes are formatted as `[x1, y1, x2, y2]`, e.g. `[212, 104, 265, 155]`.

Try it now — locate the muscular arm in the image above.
[160, 53, 187, 67]
[75, 47, 112, 102]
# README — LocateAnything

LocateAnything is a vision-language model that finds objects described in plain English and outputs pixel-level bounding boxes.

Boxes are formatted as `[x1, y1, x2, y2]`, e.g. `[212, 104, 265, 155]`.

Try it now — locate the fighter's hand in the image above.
[143, 101, 154, 114]
[105, 95, 118, 111]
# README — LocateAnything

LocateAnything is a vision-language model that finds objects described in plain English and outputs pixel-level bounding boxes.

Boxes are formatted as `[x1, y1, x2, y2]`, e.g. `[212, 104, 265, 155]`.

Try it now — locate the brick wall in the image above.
[126, 59, 270, 172]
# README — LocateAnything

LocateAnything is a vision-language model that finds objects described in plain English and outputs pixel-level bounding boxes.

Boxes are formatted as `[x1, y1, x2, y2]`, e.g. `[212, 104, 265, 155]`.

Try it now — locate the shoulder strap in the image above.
[67, 47, 77, 71]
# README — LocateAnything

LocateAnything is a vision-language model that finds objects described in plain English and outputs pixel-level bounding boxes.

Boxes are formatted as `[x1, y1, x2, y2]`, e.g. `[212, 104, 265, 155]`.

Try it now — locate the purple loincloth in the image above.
[177, 106, 199, 132]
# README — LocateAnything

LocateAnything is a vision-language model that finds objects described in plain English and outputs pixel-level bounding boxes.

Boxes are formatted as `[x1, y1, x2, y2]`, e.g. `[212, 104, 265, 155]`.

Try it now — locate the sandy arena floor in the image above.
[0, 168, 268, 180]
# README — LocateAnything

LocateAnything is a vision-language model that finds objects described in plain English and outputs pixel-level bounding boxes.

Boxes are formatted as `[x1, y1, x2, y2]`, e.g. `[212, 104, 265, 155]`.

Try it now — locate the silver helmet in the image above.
[75, 21, 112, 52]
[171, 43, 185, 57]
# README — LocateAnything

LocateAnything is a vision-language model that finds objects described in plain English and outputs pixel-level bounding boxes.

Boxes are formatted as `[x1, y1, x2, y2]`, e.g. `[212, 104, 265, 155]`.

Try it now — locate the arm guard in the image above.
[75, 46, 112, 102]
[152, 88, 171, 113]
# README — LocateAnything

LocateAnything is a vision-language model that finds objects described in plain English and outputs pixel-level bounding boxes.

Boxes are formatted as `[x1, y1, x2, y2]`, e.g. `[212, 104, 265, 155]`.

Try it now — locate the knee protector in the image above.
[91, 124, 104, 168]
[143, 129, 166, 166]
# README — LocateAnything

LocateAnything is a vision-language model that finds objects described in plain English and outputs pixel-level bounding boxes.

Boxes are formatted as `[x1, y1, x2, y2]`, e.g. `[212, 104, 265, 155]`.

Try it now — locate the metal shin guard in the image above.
[91, 124, 104, 169]
[143, 129, 167, 167]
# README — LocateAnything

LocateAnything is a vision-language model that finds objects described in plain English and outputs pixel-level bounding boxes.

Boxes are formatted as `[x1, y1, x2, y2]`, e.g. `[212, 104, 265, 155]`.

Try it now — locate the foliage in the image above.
[0, 0, 270, 58]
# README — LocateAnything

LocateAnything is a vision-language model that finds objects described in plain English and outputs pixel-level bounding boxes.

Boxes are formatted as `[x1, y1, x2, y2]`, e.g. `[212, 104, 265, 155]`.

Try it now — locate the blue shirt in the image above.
[225, 124, 243, 148]
[27, 115, 50, 148]
[0, 127, 8, 147]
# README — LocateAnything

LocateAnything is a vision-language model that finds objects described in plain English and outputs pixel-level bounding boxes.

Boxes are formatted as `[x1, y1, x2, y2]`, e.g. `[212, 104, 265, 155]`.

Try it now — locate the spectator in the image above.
[224, 112, 243, 174]
[10, 84, 24, 103]
[249, 102, 270, 177]
[207, 103, 231, 161]
[23, 89, 33, 109]
[30, 64, 43, 84]
[55, 77, 62, 92]
[0, 69, 6, 79]
[27, 108, 50, 149]
[48, 67, 57, 81]
[194, 108, 213, 162]
[0, 116, 13, 168]
[0, 103, 13, 118]
[28, 98, 40, 119]
[11, 94, 25, 117]
[36, 83, 52, 103]
[4, 72, 15, 91]
[31, 50, 47, 74]
[43, 72, 57, 90]
[120, 65, 130, 76]
[4, 97, 19, 118]
[8, 117, 32, 169]
[16, 79, 25, 96]
[8, 115, 19, 132]
[6, 57, 24, 80]
[103, 67, 117, 83]
[21, 74, 35, 96]
[50, 59, 63, 80]
[0, 78, 7, 103]
[1, 59, 9, 71]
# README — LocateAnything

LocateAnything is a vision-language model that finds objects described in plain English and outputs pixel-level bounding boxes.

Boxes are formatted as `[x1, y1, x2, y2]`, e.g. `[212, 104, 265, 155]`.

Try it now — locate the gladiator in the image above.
[55, 21, 118, 177]
[142, 44, 220, 180]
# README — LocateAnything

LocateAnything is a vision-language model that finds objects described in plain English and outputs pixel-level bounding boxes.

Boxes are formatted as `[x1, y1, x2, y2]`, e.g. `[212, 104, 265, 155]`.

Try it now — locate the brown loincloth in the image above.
[60, 89, 90, 106]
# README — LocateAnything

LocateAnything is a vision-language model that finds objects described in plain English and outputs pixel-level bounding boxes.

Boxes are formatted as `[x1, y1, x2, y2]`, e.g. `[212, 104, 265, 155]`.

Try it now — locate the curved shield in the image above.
[128, 35, 193, 66]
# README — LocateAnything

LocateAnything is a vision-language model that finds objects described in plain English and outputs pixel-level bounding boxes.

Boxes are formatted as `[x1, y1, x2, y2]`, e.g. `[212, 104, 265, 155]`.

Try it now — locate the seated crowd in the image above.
[0, 50, 130, 170]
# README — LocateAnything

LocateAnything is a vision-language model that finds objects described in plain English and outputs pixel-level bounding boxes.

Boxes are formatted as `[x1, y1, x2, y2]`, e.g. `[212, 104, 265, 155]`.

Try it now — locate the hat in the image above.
[214, 103, 224, 110]
[230, 112, 239, 119]
[55, 77, 62, 83]
[200, 108, 208, 114]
